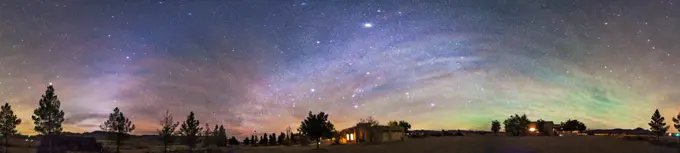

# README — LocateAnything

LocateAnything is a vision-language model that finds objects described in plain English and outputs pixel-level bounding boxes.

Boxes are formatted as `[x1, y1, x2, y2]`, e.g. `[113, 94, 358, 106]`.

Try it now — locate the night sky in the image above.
[1, 0, 679, 136]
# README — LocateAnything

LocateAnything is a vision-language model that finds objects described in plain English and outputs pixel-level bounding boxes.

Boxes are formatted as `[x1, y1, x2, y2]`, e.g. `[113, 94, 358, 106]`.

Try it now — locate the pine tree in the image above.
[243, 137, 250, 145]
[229, 136, 239, 145]
[179, 112, 202, 152]
[214, 125, 227, 147]
[285, 126, 292, 142]
[649, 109, 670, 140]
[250, 135, 256, 146]
[100, 107, 136, 153]
[277, 132, 285, 145]
[261, 134, 268, 145]
[269, 133, 276, 145]
[212, 124, 219, 146]
[285, 132, 291, 145]
[201, 123, 213, 148]
[0, 103, 21, 153]
[673, 112, 680, 136]
[298, 111, 335, 148]
[32, 85, 65, 153]
[157, 110, 179, 153]
[491, 120, 501, 135]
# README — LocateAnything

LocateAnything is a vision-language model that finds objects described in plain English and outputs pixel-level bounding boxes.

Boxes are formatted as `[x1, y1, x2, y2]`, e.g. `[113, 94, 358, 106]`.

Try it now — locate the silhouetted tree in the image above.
[227, 136, 237, 145]
[100, 107, 136, 153]
[561, 119, 587, 132]
[211, 125, 219, 146]
[277, 132, 285, 145]
[157, 110, 179, 153]
[388, 120, 412, 133]
[215, 125, 227, 147]
[201, 123, 213, 148]
[285, 133, 291, 145]
[490, 120, 501, 135]
[32, 85, 65, 153]
[250, 135, 256, 146]
[260, 135, 266, 145]
[179, 112, 202, 152]
[398, 121, 412, 133]
[359, 116, 379, 126]
[0, 103, 21, 153]
[299, 111, 335, 148]
[243, 137, 250, 145]
[285, 126, 292, 145]
[673, 112, 680, 137]
[503, 114, 530, 136]
[267, 133, 274, 145]
[648, 109, 670, 140]
[577, 122, 586, 131]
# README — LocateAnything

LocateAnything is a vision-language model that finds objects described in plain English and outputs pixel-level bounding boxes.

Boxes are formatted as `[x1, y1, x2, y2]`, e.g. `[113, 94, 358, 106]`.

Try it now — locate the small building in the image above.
[527, 120, 559, 136]
[338, 123, 406, 144]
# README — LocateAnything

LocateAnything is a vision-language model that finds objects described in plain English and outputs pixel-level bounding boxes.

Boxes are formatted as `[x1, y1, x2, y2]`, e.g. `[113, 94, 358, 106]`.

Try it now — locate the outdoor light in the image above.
[673, 133, 680, 137]
[529, 128, 536, 132]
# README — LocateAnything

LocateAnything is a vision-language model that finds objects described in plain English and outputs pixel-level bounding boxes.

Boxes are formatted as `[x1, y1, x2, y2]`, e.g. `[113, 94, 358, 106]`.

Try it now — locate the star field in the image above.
[0, 0, 679, 136]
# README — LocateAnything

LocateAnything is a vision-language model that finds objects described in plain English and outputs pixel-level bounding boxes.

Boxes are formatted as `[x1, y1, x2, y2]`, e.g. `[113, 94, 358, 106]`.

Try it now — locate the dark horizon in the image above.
[1, 0, 679, 136]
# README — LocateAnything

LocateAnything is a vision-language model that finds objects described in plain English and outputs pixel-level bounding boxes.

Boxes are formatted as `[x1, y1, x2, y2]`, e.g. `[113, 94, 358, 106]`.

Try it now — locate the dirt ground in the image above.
[4, 136, 679, 153]
[231, 136, 679, 153]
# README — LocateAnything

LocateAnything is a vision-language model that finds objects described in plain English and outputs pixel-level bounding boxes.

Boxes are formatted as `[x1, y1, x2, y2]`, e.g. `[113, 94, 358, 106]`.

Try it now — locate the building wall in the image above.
[339, 125, 405, 144]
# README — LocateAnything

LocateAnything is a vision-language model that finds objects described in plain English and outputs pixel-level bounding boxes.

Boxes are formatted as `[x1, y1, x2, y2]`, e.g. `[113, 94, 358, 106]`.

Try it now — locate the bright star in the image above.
[363, 23, 373, 28]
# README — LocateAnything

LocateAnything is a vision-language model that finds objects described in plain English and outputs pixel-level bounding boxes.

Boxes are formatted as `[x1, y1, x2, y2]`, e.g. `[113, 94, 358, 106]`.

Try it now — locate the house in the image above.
[527, 120, 559, 136]
[338, 123, 406, 144]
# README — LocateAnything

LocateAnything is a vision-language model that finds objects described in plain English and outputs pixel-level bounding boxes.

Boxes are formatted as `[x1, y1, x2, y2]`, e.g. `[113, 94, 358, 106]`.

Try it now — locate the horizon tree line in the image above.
[490, 109, 680, 139]
[2, 85, 679, 152]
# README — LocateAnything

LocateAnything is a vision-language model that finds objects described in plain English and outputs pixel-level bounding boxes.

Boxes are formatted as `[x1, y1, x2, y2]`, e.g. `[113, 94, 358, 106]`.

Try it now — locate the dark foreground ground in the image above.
[6, 136, 679, 153]
[235, 136, 679, 153]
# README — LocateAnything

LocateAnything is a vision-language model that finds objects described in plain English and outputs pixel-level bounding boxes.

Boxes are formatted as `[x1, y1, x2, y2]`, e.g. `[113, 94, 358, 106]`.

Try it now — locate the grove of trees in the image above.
[561, 119, 587, 132]
[503, 114, 530, 136]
